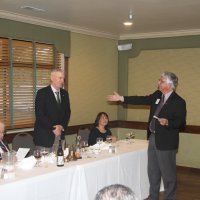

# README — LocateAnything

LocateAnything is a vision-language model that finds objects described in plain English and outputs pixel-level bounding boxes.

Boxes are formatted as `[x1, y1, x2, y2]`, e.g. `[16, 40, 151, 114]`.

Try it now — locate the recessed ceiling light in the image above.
[21, 6, 45, 12]
[123, 21, 133, 26]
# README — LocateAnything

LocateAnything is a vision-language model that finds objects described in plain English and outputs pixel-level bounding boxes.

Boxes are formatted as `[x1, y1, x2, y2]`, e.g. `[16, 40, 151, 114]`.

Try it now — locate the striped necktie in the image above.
[149, 95, 165, 133]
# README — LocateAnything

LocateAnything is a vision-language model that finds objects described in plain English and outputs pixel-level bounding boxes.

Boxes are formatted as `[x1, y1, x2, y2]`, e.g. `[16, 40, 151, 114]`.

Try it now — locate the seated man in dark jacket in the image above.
[0, 121, 9, 160]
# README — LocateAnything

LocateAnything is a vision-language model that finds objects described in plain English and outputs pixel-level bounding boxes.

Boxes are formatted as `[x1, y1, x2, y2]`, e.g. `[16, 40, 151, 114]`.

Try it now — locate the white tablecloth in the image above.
[0, 139, 149, 200]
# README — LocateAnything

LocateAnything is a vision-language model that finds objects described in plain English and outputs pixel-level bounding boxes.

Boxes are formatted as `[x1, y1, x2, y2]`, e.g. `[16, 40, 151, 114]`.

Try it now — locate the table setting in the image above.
[0, 139, 151, 200]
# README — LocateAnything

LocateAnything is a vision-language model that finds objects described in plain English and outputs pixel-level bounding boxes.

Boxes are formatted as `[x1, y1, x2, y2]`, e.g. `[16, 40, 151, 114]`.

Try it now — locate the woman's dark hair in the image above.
[94, 112, 109, 129]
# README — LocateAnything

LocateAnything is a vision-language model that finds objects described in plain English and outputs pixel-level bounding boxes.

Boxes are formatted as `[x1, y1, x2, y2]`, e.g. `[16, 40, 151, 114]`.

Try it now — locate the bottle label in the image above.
[57, 156, 64, 166]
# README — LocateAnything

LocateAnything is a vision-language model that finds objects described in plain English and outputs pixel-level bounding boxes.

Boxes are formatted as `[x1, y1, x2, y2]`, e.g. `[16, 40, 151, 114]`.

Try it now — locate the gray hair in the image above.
[51, 68, 64, 75]
[161, 71, 178, 90]
[95, 184, 136, 200]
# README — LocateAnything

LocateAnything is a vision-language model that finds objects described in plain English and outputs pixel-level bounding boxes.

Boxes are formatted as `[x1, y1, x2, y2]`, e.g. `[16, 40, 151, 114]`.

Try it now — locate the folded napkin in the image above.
[17, 156, 37, 170]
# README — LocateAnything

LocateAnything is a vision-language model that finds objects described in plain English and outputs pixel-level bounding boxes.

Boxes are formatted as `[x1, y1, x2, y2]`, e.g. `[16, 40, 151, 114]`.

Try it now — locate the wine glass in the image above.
[125, 132, 135, 143]
[96, 137, 103, 145]
[130, 132, 135, 140]
[125, 133, 131, 143]
[106, 135, 112, 143]
[96, 137, 103, 153]
[33, 149, 41, 167]
[76, 135, 81, 146]
[40, 147, 49, 166]
[41, 147, 49, 156]
[81, 140, 88, 152]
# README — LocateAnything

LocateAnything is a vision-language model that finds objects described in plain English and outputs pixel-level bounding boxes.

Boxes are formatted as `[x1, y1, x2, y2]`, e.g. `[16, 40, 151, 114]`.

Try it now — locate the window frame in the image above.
[0, 37, 67, 130]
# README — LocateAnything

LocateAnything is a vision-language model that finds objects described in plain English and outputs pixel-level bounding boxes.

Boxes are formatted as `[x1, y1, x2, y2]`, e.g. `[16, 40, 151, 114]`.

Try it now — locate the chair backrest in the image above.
[77, 128, 90, 143]
[12, 133, 35, 157]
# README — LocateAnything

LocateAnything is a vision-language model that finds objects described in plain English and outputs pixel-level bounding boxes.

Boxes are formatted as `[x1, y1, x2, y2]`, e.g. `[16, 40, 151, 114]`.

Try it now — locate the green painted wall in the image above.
[118, 35, 200, 120]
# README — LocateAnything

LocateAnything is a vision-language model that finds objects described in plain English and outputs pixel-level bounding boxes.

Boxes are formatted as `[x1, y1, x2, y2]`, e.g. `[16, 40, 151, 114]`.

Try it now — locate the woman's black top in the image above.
[88, 127, 112, 146]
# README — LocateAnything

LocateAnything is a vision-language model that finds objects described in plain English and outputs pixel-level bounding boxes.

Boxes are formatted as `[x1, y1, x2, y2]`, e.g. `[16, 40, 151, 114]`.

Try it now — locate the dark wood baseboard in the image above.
[177, 166, 200, 173]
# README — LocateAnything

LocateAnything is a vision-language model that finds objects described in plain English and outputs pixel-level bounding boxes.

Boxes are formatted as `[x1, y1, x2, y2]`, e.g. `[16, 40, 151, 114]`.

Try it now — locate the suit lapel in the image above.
[164, 91, 176, 105]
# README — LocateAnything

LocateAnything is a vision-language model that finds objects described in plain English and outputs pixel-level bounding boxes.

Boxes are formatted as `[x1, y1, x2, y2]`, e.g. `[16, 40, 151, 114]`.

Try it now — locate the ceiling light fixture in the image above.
[123, 10, 134, 26]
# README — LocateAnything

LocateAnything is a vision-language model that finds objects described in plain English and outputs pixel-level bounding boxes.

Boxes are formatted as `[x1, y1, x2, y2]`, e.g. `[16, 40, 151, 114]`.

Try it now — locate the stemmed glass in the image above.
[33, 149, 41, 167]
[106, 135, 112, 144]
[81, 140, 88, 151]
[125, 132, 135, 143]
[40, 147, 49, 166]
[96, 137, 103, 150]
[96, 137, 103, 145]
[130, 132, 135, 142]
[76, 135, 81, 146]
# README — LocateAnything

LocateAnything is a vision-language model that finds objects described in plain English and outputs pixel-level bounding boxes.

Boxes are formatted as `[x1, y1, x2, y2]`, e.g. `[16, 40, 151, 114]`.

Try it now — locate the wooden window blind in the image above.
[0, 38, 10, 127]
[0, 38, 63, 129]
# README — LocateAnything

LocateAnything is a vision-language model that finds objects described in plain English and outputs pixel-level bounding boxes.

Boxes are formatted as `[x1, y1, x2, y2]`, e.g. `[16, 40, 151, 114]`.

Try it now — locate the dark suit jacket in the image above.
[34, 85, 71, 147]
[0, 139, 9, 160]
[124, 90, 186, 150]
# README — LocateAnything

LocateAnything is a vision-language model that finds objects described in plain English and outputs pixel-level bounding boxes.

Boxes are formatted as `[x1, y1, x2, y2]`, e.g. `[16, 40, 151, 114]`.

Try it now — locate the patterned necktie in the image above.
[55, 91, 61, 107]
[0, 141, 8, 152]
[149, 95, 165, 133]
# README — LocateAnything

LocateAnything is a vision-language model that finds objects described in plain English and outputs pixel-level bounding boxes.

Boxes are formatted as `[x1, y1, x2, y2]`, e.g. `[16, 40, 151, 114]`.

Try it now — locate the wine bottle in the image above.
[57, 140, 64, 167]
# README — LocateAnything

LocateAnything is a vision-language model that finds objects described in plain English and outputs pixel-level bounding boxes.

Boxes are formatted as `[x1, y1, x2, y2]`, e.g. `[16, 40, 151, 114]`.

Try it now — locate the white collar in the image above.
[51, 85, 60, 93]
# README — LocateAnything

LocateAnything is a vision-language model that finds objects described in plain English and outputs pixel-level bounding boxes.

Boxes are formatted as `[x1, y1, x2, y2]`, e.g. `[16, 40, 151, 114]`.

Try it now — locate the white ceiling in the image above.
[0, 0, 200, 39]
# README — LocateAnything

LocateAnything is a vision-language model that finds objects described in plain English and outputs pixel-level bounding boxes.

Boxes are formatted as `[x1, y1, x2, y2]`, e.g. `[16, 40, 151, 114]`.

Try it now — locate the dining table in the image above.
[0, 139, 151, 200]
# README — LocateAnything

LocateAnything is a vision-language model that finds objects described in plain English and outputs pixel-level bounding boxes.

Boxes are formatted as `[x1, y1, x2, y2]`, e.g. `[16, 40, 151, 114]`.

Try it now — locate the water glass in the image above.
[1, 151, 16, 179]
[33, 150, 41, 167]
[96, 137, 103, 145]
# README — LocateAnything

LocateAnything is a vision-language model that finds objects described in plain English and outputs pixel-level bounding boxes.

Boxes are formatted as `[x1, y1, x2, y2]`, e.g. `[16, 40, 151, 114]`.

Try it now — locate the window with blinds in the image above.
[0, 37, 63, 129]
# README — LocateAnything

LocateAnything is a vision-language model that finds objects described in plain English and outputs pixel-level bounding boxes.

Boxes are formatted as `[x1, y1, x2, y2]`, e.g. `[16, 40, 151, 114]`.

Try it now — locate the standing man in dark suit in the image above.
[107, 71, 186, 200]
[34, 68, 71, 150]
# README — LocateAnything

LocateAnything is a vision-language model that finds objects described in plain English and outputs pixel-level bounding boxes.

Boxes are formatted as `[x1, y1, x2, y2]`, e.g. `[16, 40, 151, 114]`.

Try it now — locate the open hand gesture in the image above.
[106, 91, 123, 102]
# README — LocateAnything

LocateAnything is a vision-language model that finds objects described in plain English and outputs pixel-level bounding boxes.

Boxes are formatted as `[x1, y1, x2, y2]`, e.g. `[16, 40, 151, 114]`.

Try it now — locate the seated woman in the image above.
[88, 112, 116, 146]
[0, 121, 9, 160]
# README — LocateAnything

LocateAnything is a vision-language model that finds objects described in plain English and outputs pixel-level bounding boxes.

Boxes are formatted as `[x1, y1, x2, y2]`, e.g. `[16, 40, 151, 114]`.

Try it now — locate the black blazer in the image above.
[34, 85, 71, 147]
[124, 90, 186, 150]
[0, 139, 9, 160]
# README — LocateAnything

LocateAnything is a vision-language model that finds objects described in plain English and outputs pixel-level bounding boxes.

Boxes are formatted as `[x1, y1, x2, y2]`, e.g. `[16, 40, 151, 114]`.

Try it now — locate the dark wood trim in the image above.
[117, 120, 148, 129]
[5, 120, 200, 144]
[183, 125, 200, 134]
[177, 166, 200, 173]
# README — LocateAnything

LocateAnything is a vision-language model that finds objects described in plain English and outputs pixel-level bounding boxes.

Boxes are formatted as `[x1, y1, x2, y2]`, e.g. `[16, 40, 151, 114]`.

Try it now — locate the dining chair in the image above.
[77, 128, 90, 143]
[12, 132, 35, 157]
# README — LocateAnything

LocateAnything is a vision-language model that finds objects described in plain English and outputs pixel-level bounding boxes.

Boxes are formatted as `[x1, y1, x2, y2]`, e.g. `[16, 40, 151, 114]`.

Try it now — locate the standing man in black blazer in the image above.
[107, 71, 186, 200]
[34, 68, 71, 150]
